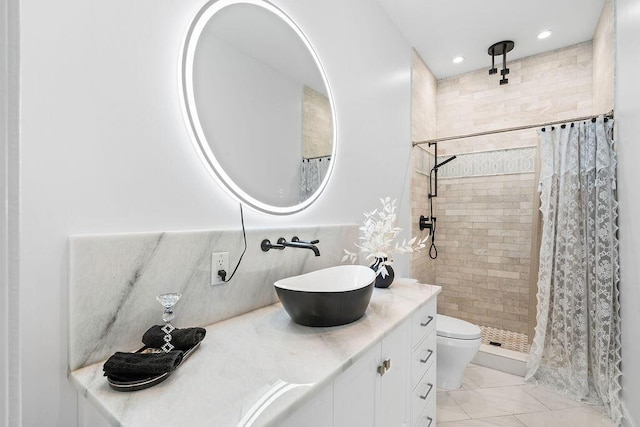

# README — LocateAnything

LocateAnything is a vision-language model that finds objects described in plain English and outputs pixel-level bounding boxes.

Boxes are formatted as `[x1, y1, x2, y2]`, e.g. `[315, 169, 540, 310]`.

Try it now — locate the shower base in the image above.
[472, 326, 530, 377]
[479, 325, 530, 353]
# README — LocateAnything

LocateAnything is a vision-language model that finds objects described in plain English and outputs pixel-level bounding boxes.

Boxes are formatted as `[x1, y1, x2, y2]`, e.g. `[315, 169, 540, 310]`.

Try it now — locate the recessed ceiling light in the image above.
[537, 30, 552, 39]
[452, 56, 465, 64]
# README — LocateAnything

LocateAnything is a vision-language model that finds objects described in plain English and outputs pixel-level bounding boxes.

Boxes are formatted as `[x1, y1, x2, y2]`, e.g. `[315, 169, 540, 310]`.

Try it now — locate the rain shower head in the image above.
[488, 40, 514, 85]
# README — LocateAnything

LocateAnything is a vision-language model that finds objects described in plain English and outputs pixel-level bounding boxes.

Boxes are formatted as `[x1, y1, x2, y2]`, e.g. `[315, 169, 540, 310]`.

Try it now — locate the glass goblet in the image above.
[155, 292, 182, 352]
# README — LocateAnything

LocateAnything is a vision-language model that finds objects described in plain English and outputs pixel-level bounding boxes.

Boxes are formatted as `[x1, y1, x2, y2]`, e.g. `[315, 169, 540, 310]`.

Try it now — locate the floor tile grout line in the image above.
[446, 384, 569, 420]
[458, 382, 526, 390]
[512, 413, 529, 426]
[516, 383, 557, 411]
[436, 415, 528, 426]
[440, 389, 473, 421]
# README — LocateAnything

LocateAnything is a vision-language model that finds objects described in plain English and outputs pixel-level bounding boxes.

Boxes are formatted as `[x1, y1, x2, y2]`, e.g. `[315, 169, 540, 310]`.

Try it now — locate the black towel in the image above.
[103, 350, 183, 380]
[142, 325, 206, 351]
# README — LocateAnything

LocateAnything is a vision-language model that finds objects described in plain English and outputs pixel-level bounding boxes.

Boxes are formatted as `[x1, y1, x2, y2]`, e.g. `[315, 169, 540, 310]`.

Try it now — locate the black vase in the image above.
[371, 257, 395, 288]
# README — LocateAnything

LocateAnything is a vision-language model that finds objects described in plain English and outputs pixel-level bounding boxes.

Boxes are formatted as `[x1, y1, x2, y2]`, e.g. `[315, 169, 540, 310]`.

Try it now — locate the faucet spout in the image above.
[277, 237, 321, 256]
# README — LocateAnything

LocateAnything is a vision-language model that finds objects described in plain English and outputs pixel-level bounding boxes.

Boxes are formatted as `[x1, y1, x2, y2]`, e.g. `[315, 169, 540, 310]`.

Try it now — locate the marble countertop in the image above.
[69, 279, 440, 427]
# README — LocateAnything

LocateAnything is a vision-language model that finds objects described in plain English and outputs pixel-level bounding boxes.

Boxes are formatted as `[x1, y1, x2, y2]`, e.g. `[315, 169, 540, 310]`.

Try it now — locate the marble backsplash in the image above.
[69, 224, 358, 371]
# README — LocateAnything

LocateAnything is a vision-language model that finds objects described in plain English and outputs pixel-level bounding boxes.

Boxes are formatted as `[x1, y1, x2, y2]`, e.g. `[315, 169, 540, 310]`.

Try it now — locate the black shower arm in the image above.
[433, 155, 457, 170]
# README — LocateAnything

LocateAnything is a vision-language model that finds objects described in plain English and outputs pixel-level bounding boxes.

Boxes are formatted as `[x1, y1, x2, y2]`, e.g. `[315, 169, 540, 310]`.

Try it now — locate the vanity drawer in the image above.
[411, 330, 436, 390]
[414, 397, 436, 427]
[411, 298, 436, 349]
[411, 363, 436, 427]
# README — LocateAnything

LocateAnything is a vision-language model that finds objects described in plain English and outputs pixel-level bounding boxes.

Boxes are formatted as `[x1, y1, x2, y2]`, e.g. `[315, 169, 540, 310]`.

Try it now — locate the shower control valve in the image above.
[419, 215, 434, 231]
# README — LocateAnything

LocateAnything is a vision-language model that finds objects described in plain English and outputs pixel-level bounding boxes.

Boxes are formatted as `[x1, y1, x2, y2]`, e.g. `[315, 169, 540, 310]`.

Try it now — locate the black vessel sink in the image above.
[274, 265, 376, 327]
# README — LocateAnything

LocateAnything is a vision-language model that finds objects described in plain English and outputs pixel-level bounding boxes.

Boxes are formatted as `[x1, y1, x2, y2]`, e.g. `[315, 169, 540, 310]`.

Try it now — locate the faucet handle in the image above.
[291, 236, 320, 244]
[261, 239, 285, 252]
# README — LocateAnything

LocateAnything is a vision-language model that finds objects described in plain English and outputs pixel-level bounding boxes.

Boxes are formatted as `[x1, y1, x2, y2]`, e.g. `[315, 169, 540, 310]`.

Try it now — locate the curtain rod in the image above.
[413, 110, 614, 146]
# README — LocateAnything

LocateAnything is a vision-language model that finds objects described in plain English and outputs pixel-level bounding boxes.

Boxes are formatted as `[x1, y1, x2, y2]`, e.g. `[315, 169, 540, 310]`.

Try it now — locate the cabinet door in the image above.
[334, 343, 380, 427]
[378, 321, 410, 427]
[280, 383, 333, 427]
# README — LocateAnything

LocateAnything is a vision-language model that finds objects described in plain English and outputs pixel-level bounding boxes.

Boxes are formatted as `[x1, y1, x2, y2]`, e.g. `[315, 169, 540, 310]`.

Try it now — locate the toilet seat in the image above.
[437, 314, 482, 340]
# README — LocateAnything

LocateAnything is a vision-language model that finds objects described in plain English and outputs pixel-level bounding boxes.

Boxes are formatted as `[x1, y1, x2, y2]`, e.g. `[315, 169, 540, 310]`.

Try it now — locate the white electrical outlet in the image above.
[211, 252, 229, 285]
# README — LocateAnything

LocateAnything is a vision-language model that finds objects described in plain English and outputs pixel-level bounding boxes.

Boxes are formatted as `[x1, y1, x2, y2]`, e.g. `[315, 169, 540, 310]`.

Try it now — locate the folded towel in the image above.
[103, 350, 184, 380]
[142, 325, 206, 351]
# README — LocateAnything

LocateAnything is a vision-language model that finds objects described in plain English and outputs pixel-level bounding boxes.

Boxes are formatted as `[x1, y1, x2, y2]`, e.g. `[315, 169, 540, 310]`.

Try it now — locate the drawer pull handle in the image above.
[419, 416, 433, 427]
[383, 359, 391, 370]
[377, 364, 386, 376]
[420, 315, 434, 327]
[419, 382, 434, 400]
[420, 349, 434, 364]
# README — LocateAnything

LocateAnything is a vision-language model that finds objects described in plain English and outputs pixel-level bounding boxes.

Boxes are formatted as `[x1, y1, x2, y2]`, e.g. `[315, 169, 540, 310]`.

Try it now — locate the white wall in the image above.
[2, 0, 19, 424]
[616, 0, 640, 424]
[15, 0, 413, 425]
[1, 0, 9, 423]
[1, 0, 9, 421]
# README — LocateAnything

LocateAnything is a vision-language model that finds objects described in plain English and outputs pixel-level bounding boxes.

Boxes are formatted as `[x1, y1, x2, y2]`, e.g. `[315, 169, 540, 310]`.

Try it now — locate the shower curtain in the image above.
[300, 157, 330, 201]
[526, 116, 622, 424]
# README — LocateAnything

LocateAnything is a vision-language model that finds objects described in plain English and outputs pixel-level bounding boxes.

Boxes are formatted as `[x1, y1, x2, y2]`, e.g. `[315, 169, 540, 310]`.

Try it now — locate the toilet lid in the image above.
[437, 315, 482, 340]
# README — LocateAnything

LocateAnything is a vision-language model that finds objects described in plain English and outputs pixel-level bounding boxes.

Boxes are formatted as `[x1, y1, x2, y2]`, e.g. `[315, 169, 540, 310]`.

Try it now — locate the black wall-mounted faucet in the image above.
[261, 236, 320, 256]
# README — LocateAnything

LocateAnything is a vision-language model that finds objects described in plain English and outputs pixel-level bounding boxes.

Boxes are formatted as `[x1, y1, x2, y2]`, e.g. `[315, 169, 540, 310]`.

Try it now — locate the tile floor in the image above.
[437, 364, 616, 426]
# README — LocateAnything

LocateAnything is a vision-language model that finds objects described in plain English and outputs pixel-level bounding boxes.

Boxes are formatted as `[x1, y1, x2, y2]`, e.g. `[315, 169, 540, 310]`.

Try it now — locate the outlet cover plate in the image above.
[211, 252, 229, 285]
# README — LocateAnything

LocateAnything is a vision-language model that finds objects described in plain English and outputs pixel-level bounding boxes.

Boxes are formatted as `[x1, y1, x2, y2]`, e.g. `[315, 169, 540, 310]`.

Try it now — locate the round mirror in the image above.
[181, 0, 336, 214]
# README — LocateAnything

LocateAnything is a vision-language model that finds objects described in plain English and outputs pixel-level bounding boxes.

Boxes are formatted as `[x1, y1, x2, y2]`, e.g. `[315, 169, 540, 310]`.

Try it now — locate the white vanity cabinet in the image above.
[283, 297, 438, 427]
[280, 321, 411, 427]
[334, 320, 409, 427]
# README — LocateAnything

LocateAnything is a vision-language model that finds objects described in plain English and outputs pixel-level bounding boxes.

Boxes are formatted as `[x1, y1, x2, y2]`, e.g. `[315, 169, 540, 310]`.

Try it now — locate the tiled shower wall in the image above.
[411, 50, 437, 285]
[302, 86, 333, 158]
[414, 147, 537, 334]
[436, 42, 594, 152]
[413, 41, 599, 336]
[592, 0, 615, 114]
[432, 170, 536, 335]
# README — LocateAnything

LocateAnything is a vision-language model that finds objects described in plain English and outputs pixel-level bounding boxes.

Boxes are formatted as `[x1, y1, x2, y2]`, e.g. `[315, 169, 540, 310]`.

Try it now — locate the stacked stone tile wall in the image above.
[411, 50, 437, 285]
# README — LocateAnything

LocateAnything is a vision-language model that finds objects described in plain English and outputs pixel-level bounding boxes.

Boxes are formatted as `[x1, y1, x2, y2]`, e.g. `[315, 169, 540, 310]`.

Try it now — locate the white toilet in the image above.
[436, 314, 482, 389]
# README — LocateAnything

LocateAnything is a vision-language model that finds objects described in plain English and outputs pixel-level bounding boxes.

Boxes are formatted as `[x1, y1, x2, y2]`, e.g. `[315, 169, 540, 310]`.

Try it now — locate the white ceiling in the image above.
[376, 0, 606, 79]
